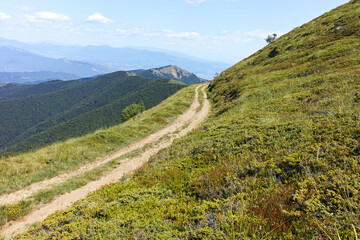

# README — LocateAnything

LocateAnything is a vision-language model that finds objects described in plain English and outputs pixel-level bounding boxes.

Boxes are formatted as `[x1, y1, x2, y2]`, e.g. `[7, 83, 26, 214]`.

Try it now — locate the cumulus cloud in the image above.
[34, 11, 70, 21]
[0, 12, 11, 20]
[87, 13, 113, 24]
[185, 0, 206, 6]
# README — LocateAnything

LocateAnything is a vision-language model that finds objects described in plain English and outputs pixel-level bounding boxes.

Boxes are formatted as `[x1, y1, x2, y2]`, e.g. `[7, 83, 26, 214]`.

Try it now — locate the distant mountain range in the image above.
[0, 63, 206, 86]
[0, 37, 229, 79]
[0, 71, 186, 154]
[0, 71, 79, 84]
[0, 46, 107, 77]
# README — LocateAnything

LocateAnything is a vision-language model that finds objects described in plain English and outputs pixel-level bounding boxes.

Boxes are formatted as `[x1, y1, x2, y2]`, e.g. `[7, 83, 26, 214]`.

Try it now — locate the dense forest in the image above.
[0, 72, 186, 155]
[0, 80, 79, 100]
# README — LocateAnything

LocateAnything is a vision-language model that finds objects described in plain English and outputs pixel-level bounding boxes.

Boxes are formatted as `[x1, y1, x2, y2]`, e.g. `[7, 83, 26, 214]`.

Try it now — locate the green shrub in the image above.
[121, 102, 146, 122]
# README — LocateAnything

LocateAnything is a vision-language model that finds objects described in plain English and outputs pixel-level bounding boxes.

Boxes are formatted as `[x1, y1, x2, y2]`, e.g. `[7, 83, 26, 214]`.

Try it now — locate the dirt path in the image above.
[0, 84, 203, 206]
[0, 84, 210, 237]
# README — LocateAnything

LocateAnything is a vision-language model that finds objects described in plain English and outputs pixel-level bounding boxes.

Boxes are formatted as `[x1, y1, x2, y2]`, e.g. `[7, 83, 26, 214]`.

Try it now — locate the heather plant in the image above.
[121, 102, 146, 122]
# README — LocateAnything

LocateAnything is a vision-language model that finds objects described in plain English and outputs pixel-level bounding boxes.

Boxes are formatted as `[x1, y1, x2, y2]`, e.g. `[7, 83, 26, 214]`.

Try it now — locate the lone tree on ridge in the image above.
[266, 33, 277, 44]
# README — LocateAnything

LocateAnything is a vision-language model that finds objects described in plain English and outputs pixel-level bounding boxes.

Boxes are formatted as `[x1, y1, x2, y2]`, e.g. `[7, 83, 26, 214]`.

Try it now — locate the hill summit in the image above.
[133, 65, 207, 85]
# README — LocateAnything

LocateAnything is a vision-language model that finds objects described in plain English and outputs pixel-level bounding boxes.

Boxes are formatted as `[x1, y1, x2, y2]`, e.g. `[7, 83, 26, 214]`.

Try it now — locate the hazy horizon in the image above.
[0, 0, 349, 64]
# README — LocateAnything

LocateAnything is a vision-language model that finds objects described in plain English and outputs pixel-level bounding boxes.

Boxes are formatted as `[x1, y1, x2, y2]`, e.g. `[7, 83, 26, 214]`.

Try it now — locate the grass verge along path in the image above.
[0, 84, 210, 237]
[0, 85, 195, 227]
[0, 85, 196, 197]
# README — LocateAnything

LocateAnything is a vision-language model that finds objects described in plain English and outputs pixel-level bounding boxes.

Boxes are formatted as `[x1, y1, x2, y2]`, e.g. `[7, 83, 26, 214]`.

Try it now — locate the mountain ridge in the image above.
[0, 71, 186, 155]
[0, 38, 229, 79]
[0, 46, 108, 77]
[132, 65, 207, 85]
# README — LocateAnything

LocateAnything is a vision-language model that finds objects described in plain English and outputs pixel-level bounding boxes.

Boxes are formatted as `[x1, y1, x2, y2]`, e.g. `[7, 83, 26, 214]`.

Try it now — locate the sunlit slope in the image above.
[0, 85, 196, 225]
[15, 1, 360, 239]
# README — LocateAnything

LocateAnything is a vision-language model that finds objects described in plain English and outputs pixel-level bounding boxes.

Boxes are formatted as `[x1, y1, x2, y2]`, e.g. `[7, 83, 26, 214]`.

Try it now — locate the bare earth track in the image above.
[0, 84, 210, 237]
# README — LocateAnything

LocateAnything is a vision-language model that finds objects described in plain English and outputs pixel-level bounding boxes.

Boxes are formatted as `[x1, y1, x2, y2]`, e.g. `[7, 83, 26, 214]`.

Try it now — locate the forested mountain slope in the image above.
[13, 0, 360, 239]
[0, 72, 185, 154]
[0, 80, 79, 101]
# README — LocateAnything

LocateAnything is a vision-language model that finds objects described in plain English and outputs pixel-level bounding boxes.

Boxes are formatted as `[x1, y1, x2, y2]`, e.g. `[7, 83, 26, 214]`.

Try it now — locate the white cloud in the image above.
[0, 12, 11, 20]
[115, 28, 134, 35]
[34, 11, 70, 21]
[162, 29, 201, 39]
[113, 27, 280, 44]
[113, 28, 257, 44]
[20, 11, 74, 34]
[87, 13, 113, 24]
[186, 0, 206, 6]
[114, 28, 201, 40]
[115, 28, 149, 36]
[22, 5, 36, 11]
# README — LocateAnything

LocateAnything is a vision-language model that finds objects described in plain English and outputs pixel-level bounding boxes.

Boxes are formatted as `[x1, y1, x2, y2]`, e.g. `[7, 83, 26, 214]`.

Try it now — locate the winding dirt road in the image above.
[0, 84, 210, 237]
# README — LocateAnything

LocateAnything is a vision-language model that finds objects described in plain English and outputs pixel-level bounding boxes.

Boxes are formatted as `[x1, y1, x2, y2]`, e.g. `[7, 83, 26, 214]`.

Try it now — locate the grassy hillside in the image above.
[0, 72, 186, 154]
[0, 84, 196, 226]
[13, 1, 360, 239]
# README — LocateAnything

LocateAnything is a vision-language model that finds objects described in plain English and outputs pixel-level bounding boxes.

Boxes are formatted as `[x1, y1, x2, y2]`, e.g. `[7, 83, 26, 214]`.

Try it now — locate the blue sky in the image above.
[0, 0, 349, 64]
